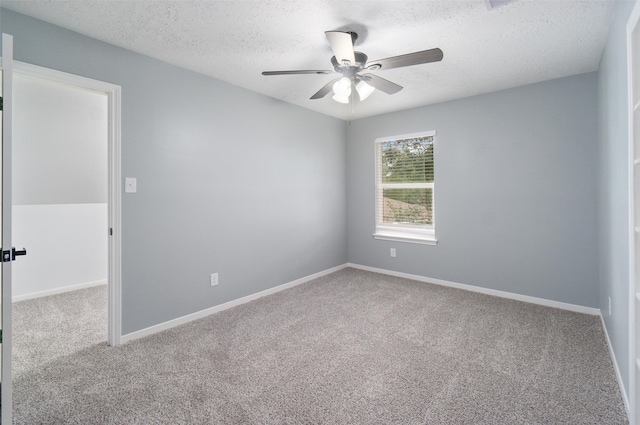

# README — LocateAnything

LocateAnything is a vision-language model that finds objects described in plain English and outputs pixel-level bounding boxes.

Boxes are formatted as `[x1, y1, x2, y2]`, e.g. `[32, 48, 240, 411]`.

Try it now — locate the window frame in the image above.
[373, 130, 437, 245]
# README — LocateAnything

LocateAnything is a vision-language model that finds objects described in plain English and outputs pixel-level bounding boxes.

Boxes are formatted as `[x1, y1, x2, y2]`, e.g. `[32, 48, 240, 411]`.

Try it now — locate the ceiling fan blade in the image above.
[325, 31, 356, 65]
[310, 78, 342, 99]
[262, 70, 333, 76]
[366, 48, 443, 71]
[359, 73, 403, 94]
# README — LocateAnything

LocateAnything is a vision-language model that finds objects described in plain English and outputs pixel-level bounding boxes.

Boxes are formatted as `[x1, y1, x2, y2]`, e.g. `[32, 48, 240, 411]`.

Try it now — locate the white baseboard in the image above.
[347, 263, 601, 315]
[121, 264, 349, 344]
[122, 262, 602, 344]
[13, 279, 107, 302]
[600, 315, 631, 422]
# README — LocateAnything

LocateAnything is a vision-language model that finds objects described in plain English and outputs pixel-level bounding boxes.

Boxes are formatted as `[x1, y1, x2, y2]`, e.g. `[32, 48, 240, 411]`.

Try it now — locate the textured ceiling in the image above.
[1, 0, 615, 121]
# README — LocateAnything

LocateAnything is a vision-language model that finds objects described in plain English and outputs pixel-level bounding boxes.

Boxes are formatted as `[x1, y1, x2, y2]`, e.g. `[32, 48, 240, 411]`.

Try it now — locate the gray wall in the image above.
[347, 72, 600, 308]
[13, 73, 108, 205]
[1, 9, 348, 334]
[598, 0, 635, 402]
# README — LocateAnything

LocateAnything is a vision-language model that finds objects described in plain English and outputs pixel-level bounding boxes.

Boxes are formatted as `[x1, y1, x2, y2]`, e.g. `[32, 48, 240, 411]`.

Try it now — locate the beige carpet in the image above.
[12, 268, 628, 424]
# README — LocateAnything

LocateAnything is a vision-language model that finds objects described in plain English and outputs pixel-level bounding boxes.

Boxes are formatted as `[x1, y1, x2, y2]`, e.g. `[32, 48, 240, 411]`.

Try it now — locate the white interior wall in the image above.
[12, 204, 107, 300]
[597, 0, 636, 408]
[12, 73, 108, 300]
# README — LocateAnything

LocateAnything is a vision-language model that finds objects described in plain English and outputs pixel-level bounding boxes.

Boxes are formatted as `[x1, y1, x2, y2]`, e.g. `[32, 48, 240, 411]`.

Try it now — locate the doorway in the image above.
[10, 61, 121, 350]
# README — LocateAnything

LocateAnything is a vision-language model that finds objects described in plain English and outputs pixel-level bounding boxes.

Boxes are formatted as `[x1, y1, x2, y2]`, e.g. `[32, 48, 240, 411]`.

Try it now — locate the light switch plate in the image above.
[125, 177, 137, 193]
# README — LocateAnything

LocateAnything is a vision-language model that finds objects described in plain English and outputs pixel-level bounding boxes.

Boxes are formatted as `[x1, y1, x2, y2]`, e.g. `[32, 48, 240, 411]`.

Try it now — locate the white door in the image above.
[1, 33, 28, 425]
[1, 32, 14, 425]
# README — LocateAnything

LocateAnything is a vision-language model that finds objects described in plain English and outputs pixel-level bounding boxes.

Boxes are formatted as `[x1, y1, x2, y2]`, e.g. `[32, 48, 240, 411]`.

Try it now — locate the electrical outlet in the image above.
[390, 248, 396, 258]
[608, 296, 612, 316]
[210, 273, 219, 287]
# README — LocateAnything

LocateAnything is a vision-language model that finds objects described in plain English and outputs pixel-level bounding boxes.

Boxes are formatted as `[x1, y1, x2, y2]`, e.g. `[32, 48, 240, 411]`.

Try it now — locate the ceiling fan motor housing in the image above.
[331, 51, 369, 82]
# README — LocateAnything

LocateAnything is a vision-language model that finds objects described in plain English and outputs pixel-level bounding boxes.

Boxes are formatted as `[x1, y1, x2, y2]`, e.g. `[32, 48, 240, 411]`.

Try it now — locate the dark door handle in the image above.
[11, 247, 26, 260]
[2, 247, 27, 262]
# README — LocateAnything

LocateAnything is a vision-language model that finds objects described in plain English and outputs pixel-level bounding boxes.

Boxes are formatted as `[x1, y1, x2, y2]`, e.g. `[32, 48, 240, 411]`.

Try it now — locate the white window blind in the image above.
[374, 131, 436, 245]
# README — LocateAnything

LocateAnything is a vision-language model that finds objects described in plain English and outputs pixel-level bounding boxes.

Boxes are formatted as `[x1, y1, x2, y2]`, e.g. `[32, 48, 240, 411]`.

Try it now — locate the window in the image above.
[373, 131, 437, 245]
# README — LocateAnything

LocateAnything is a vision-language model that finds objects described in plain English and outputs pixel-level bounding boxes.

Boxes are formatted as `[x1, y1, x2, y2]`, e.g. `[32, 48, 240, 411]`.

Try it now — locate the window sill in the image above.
[372, 232, 438, 246]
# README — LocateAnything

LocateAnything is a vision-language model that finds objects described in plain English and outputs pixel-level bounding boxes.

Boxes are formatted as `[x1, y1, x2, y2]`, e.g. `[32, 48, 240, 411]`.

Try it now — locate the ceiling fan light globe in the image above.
[332, 77, 352, 97]
[356, 80, 375, 101]
[332, 93, 350, 104]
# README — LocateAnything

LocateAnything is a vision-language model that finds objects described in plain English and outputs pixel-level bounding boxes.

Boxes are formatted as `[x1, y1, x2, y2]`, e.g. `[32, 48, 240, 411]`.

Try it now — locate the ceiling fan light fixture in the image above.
[332, 76, 352, 97]
[356, 80, 375, 101]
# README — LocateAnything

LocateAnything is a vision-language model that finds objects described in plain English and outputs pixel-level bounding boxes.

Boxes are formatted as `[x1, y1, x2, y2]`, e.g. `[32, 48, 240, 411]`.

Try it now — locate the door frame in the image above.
[13, 61, 122, 346]
[629, 1, 640, 423]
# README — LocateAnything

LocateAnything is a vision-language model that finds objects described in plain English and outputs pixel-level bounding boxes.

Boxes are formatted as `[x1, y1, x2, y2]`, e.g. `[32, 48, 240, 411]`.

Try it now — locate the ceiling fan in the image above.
[262, 31, 443, 104]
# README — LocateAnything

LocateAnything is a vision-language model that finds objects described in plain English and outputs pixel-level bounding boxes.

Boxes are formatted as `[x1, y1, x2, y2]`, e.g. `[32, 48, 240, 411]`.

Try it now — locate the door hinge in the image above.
[109, 228, 113, 236]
